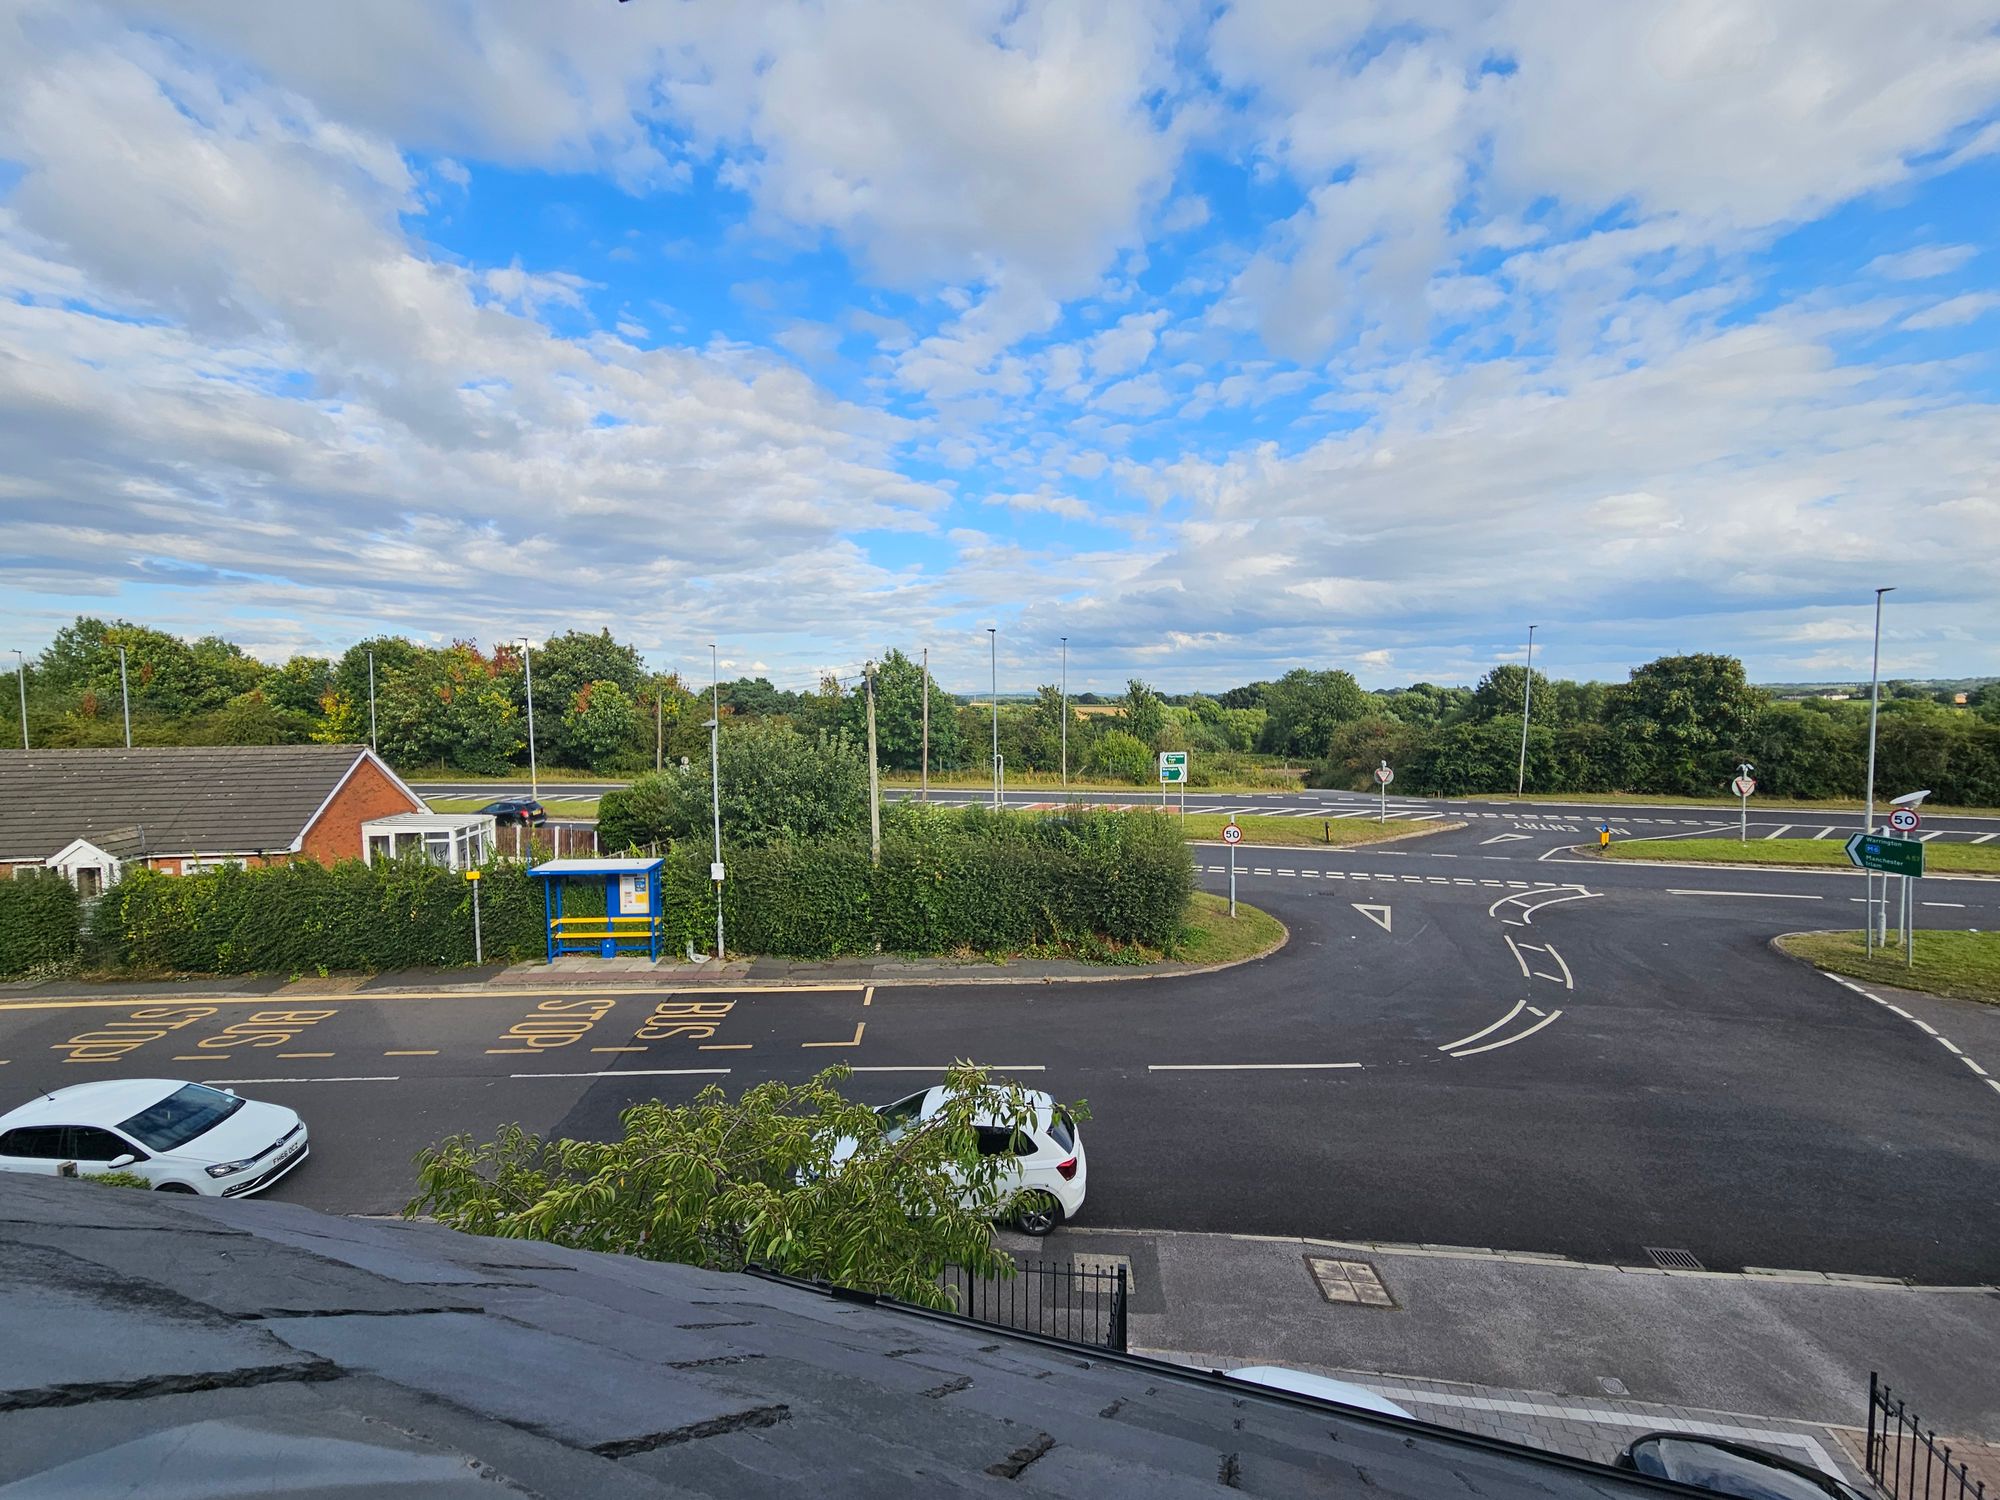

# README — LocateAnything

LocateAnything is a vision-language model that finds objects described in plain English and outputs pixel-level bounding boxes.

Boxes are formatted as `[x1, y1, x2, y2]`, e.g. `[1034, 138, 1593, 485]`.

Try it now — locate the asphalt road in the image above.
[5, 815, 1996, 1284]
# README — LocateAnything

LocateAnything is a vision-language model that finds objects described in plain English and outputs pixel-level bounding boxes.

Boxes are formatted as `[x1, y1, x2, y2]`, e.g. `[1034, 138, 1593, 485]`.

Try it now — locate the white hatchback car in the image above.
[0, 1079, 308, 1198]
[840, 1084, 1087, 1236]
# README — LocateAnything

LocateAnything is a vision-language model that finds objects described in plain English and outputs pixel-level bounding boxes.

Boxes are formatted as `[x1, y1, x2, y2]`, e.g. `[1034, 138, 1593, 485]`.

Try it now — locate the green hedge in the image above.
[0, 872, 82, 976]
[96, 805, 1194, 973]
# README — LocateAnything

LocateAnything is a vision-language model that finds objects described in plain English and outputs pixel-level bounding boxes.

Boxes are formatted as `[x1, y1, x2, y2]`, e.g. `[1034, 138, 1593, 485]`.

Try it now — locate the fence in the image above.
[1867, 1373, 1990, 1499]
[941, 1259, 1129, 1352]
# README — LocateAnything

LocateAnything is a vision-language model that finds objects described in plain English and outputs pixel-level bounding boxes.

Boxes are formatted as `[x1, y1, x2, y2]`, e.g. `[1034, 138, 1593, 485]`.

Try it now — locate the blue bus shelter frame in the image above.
[527, 857, 665, 962]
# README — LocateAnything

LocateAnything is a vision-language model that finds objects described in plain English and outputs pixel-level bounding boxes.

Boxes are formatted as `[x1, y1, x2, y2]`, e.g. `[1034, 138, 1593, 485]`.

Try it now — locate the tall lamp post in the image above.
[367, 649, 378, 753]
[118, 645, 131, 748]
[1515, 624, 1537, 795]
[1060, 636, 1069, 792]
[1863, 587, 1893, 954]
[10, 649, 25, 750]
[517, 638, 538, 802]
[708, 642, 725, 960]
[988, 627, 1000, 809]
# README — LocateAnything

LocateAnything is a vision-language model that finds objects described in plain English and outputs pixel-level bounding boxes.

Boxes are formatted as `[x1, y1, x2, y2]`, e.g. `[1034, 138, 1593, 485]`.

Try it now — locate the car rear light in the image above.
[1056, 1157, 1077, 1181]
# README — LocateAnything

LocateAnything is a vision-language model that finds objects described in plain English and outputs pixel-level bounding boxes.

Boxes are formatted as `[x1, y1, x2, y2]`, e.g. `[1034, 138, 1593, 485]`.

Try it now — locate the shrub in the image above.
[1084, 730, 1151, 784]
[597, 721, 867, 849]
[0, 871, 81, 976]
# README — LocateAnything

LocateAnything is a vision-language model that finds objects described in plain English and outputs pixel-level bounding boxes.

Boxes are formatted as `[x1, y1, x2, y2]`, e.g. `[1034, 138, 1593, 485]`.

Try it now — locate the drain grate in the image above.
[1305, 1256, 1397, 1308]
[1644, 1247, 1704, 1271]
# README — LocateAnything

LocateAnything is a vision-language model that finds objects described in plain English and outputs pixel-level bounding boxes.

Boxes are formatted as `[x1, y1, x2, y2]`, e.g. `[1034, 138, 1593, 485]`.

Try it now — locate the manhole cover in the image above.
[1305, 1256, 1396, 1308]
[1644, 1247, 1704, 1271]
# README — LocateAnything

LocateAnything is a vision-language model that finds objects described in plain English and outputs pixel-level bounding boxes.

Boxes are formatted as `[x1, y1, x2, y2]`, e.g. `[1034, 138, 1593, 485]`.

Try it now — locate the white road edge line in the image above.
[1147, 1062, 1363, 1071]
[202, 1075, 400, 1085]
[509, 1068, 733, 1079]
[847, 1065, 1047, 1072]
[1815, 972, 1997, 1104]
[1450, 1009, 1563, 1057]
[1665, 889, 1822, 899]
[1436, 1001, 1527, 1053]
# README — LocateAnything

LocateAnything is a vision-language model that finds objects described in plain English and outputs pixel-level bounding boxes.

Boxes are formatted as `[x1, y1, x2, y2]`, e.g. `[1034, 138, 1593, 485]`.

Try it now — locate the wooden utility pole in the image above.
[920, 647, 929, 802]
[865, 662, 882, 865]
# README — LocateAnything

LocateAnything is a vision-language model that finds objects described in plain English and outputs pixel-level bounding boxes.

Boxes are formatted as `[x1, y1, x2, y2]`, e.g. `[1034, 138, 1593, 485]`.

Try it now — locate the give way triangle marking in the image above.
[1352, 903, 1392, 933]
[1481, 833, 1532, 845]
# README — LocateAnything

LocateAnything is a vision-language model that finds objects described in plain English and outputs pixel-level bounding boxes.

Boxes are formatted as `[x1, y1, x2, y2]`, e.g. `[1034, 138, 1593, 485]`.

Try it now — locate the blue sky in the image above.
[2, 1, 1997, 694]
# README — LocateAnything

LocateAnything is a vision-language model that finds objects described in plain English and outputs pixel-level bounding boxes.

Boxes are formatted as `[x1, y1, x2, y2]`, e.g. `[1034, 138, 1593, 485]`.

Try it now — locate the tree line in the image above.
[11, 617, 1998, 803]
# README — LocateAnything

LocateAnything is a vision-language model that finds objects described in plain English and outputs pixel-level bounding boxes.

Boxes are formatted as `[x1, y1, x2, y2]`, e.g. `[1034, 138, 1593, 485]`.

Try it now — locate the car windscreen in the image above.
[118, 1084, 246, 1151]
[1049, 1109, 1075, 1152]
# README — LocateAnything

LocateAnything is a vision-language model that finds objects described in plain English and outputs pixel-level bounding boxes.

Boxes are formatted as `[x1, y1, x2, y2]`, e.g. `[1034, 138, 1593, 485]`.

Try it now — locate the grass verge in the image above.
[1180, 813, 1462, 849]
[1170, 891, 1287, 967]
[1482, 790, 2000, 817]
[1776, 929, 2000, 1005]
[882, 772, 1306, 793]
[1594, 837, 2000, 875]
[426, 795, 602, 818]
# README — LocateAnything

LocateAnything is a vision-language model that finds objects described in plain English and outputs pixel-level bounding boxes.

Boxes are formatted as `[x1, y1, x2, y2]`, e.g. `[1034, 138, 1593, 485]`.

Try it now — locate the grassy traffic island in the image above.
[1180, 813, 1465, 849]
[1587, 837, 2000, 876]
[1776, 930, 2000, 1006]
[1167, 890, 1287, 967]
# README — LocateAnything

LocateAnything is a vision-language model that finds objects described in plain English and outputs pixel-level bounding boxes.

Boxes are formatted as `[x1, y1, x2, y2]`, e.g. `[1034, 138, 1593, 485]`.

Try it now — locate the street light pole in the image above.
[11, 650, 25, 750]
[118, 645, 131, 748]
[518, 639, 538, 802]
[920, 647, 930, 803]
[988, 627, 1000, 809]
[1863, 587, 1893, 954]
[1516, 624, 1537, 795]
[367, 650, 378, 753]
[864, 662, 881, 865]
[709, 642, 724, 961]
[1060, 636, 1068, 792]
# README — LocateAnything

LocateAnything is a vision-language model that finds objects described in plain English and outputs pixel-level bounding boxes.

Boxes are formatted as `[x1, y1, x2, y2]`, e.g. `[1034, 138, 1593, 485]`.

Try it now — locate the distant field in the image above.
[1778, 930, 2000, 1005]
[1596, 837, 2000, 875]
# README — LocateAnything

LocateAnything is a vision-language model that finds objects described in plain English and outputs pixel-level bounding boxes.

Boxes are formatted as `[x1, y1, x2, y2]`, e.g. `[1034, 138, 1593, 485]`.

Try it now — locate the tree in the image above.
[407, 1065, 1076, 1308]
[1469, 665, 1553, 723]
[595, 720, 868, 848]
[1258, 669, 1368, 757]
[1083, 730, 1150, 784]
[1217, 682, 1269, 711]
[562, 680, 640, 769]
[1315, 716, 1415, 790]
[1118, 679, 1166, 749]
[842, 650, 961, 772]
[1605, 654, 1765, 796]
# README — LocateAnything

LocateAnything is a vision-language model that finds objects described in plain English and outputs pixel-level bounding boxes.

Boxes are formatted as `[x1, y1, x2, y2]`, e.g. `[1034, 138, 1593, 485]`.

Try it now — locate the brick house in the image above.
[0, 745, 431, 894]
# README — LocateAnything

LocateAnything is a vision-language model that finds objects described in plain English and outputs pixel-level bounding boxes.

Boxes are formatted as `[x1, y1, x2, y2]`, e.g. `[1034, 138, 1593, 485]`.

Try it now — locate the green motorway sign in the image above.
[1844, 832, 1923, 877]
[1158, 751, 1188, 785]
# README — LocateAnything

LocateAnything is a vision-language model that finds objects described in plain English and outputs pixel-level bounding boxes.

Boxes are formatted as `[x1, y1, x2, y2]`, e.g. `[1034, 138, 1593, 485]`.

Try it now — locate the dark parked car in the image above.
[478, 797, 547, 826]
[1616, 1433, 1868, 1498]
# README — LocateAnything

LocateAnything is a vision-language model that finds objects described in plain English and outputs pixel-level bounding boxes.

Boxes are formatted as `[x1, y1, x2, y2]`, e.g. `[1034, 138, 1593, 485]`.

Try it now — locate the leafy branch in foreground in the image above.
[405, 1063, 1083, 1310]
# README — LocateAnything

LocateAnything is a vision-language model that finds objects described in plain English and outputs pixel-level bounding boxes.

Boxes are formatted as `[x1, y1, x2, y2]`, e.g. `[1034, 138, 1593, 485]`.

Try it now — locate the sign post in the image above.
[465, 869, 483, 965]
[1159, 750, 1187, 813]
[1222, 819, 1241, 918]
[1732, 766, 1756, 843]
[1374, 761, 1394, 822]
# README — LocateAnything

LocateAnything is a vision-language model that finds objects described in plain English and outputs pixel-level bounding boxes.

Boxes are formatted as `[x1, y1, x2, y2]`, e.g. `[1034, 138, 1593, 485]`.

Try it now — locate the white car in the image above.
[1225, 1366, 1413, 1419]
[834, 1084, 1087, 1236]
[0, 1079, 308, 1198]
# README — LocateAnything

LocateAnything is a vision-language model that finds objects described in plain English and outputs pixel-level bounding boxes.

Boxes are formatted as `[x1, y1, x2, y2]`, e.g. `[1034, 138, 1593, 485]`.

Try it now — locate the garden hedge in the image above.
[96, 804, 1193, 973]
[0, 871, 82, 976]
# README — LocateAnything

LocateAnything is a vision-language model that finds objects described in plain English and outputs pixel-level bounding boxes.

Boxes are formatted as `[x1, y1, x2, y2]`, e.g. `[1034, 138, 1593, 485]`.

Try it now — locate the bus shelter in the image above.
[527, 857, 664, 961]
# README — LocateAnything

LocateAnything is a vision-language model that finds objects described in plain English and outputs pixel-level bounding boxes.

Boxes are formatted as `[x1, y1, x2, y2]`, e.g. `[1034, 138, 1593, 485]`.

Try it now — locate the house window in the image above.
[74, 867, 103, 898]
[366, 834, 392, 865]
[423, 833, 452, 867]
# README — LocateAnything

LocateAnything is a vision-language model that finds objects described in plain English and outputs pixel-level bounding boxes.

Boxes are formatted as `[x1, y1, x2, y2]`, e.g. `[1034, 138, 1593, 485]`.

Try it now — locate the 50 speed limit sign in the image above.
[1222, 822, 1242, 845]
[1888, 807, 1920, 833]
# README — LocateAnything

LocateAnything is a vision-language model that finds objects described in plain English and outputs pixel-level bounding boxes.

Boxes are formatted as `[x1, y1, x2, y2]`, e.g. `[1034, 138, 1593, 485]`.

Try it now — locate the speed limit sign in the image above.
[1222, 821, 1242, 844]
[1888, 807, 1920, 833]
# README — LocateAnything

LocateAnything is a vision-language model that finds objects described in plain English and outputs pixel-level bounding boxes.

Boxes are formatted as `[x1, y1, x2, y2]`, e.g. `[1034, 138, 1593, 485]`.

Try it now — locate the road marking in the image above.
[1974, 833, 1998, 844]
[1811, 827, 1834, 840]
[802, 1022, 866, 1049]
[1148, 1062, 1362, 1071]
[508, 1068, 732, 1079]
[203, 1075, 400, 1084]
[1480, 832, 1533, 845]
[590, 1046, 649, 1053]
[1436, 1001, 1526, 1052]
[174, 1054, 217, 1061]
[862, 986, 874, 1007]
[1504, 935, 1531, 977]
[847, 1065, 1045, 1073]
[1764, 824, 1793, 840]
[1450, 1009, 1563, 1057]
[1817, 973, 1996, 1103]
[383, 1050, 438, 1057]
[0, 982, 869, 1015]
[699, 1043, 753, 1050]
[276, 1052, 334, 1059]
[1352, 903, 1392, 932]
[1665, 889, 1822, 899]
[1922, 902, 1965, 909]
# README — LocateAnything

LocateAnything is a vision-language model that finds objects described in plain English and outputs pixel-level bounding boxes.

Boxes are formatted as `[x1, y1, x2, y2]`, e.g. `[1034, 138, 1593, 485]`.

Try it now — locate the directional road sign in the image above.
[1845, 832, 1923, 877]
[1159, 750, 1188, 784]
[1888, 808, 1920, 833]
[1221, 821, 1242, 845]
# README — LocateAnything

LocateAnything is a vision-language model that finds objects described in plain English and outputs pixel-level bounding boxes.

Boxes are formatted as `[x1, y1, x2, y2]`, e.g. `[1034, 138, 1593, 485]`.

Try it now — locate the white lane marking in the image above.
[1910, 1019, 1939, 1036]
[848, 1065, 1046, 1072]
[1811, 827, 1835, 840]
[1516, 890, 1599, 923]
[202, 1075, 399, 1085]
[510, 1068, 733, 1079]
[1450, 1009, 1564, 1057]
[1534, 942, 1573, 990]
[1481, 833, 1532, 845]
[1764, 824, 1794, 840]
[1504, 934, 1531, 977]
[1148, 1062, 1363, 1071]
[1917, 831, 1943, 842]
[1817, 973, 1997, 1102]
[1923, 902, 1966, 909]
[1973, 832, 1998, 844]
[1939, 1039, 1963, 1055]
[1665, 889, 1822, 899]
[1436, 1000, 1526, 1052]
[1353, 903, 1392, 932]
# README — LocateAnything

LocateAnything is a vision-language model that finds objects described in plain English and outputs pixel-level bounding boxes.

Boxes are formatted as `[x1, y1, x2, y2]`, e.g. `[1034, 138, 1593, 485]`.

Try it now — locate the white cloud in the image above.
[1087, 311, 1167, 380]
[1865, 244, 1978, 280]
[1901, 292, 2000, 330]
[982, 490, 1093, 522]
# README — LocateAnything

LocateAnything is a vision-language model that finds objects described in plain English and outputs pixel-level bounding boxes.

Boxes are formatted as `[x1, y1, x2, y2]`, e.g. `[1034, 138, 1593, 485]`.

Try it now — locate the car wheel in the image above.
[1013, 1191, 1062, 1237]
[154, 1183, 198, 1194]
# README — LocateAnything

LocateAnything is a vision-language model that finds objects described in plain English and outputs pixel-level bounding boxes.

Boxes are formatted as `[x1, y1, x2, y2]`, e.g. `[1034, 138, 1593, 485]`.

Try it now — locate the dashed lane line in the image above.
[1665, 889, 1822, 900]
[1449, 1009, 1563, 1057]
[1823, 972, 2000, 1100]
[1436, 1001, 1526, 1052]
[509, 1068, 733, 1080]
[1148, 1062, 1363, 1072]
[203, 1075, 400, 1085]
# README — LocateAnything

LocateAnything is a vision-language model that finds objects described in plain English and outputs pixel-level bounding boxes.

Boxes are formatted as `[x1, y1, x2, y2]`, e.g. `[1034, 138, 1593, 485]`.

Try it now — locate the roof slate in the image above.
[0, 1175, 1691, 1498]
[0, 745, 391, 860]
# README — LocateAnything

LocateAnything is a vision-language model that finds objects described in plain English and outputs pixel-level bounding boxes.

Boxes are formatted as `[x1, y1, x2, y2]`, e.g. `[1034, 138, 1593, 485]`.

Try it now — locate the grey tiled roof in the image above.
[0, 1176, 1686, 1497]
[0, 745, 384, 860]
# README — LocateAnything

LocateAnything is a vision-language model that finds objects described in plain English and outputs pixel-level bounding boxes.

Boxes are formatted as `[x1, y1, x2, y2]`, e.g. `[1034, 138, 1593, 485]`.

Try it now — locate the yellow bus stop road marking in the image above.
[699, 1043, 753, 1050]
[383, 1050, 438, 1057]
[802, 1022, 866, 1049]
[0, 982, 868, 1013]
[590, 1046, 649, 1053]
[277, 1052, 334, 1059]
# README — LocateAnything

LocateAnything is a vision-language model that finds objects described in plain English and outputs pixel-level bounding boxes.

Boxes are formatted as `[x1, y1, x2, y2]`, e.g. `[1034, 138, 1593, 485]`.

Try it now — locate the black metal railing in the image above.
[1867, 1373, 1989, 1499]
[941, 1259, 1129, 1351]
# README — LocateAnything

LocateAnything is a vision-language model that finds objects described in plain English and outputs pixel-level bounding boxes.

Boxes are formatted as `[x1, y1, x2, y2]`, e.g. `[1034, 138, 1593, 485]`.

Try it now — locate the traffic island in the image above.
[1575, 837, 2000, 875]
[1775, 929, 2000, 1005]
[1183, 815, 1467, 850]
